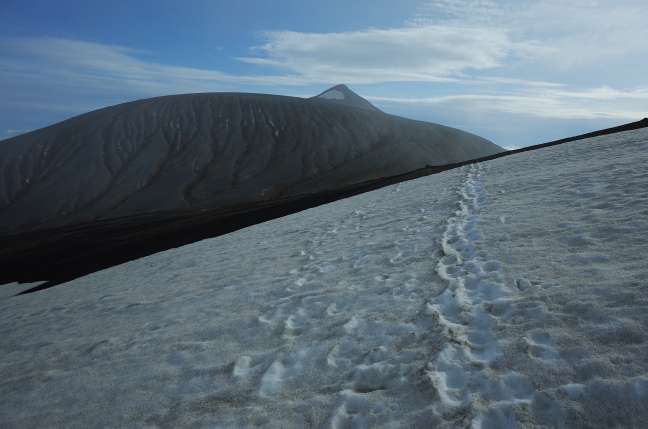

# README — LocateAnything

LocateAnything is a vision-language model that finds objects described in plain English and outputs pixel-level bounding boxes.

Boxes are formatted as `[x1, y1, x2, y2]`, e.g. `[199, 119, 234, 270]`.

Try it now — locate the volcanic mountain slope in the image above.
[0, 85, 501, 234]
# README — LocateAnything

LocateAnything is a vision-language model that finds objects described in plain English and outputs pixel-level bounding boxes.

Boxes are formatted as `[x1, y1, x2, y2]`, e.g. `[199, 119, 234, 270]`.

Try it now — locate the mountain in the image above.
[0, 85, 501, 235]
[312, 84, 381, 111]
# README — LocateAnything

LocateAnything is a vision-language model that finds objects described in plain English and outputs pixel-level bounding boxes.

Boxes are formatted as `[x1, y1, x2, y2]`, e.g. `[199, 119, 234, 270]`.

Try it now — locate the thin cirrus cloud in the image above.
[237, 25, 540, 84]
[368, 86, 648, 120]
[0, 37, 310, 98]
[414, 0, 648, 70]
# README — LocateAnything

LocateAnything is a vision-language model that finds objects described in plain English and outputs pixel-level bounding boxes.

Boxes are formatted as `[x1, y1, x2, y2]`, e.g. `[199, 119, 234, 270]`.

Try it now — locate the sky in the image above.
[1, 0, 647, 148]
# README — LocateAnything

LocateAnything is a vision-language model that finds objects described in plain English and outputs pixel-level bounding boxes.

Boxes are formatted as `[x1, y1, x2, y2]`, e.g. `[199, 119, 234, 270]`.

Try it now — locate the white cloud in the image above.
[464, 76, 566, 88]
[239, 25, 539, 84]
[415, 0, 648, 70]
[353, 0, 648, 121]
[0, 37, 312, 101]
[369, 85, 648, 120]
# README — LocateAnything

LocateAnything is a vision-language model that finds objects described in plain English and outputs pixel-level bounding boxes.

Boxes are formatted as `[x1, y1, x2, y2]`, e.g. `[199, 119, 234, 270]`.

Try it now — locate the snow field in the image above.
[1, 128, 648, 427]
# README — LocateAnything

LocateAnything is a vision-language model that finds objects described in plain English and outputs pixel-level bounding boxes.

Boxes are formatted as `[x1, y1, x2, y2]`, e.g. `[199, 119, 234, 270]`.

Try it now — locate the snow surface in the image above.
[1, 128, 648, 428]
[319, 89, 346, 100]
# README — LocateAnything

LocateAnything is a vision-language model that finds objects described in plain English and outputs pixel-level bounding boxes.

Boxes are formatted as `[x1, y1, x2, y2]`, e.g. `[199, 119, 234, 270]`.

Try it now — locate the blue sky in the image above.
[1, 0, 647, 148]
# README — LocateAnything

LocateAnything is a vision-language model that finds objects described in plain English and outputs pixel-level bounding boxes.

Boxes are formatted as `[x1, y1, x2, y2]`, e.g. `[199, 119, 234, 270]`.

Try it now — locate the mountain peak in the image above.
[312, 84, 380, 112]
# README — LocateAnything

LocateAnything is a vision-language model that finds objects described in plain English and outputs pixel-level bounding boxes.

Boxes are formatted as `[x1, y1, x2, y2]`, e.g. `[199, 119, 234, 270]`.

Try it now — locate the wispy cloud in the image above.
[414, 0, 648, 71]
[238, 25, 540, 84]
[0, 37, 312, 108]
[369, 86, 648, 120]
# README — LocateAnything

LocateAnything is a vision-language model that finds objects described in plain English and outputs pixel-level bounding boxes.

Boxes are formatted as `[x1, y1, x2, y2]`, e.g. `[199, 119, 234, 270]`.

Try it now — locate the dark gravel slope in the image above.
[0, 88, 501, 235]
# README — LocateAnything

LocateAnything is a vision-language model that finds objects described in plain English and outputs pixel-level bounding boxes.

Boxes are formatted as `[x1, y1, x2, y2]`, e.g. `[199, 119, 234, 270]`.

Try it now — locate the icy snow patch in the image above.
[319, 89, 345, 100]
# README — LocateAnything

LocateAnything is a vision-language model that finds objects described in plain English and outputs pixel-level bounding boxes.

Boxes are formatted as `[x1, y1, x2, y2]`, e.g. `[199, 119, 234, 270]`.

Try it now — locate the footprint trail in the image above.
[427, 164, 535, 428]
